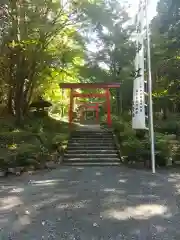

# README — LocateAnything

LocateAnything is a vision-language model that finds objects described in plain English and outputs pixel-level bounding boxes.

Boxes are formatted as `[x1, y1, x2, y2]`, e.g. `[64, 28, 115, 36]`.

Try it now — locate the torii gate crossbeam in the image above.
[59, 83, 120, 127]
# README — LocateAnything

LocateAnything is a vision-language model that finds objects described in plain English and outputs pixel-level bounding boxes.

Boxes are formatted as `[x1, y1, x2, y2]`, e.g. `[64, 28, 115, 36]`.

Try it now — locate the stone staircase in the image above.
[63, 127, 121, 166]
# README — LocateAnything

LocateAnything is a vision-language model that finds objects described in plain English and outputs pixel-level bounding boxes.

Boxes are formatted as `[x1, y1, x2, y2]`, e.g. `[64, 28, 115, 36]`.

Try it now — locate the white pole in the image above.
[145, 0, 156, 173]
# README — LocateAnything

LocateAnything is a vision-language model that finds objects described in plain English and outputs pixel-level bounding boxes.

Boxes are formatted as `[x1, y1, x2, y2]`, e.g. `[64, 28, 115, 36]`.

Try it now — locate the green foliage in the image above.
[154, 133, 171, 166]
[1, 0, 180, 171]
[112, 117, 177, 167]
[0, 117, 17, 131]
[0, 131, 38, 146]
[154, 117, 180, 136]
[78, 0, 135, 113]
[0, 115, 71, 171]
[52, 133, 69, 146]
[155, 120, 179, 135]
[151, 0, 180, 118]
[0, 0, 85, 123]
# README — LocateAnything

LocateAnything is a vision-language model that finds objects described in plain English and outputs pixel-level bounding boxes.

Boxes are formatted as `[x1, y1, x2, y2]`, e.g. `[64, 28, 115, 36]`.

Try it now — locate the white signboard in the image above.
[132, 2, 147, 130]
[132, 76, 146, 129]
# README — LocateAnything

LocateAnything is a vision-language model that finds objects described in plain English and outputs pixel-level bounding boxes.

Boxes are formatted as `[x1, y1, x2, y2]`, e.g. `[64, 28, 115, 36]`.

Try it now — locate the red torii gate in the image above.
[59, 83, 120, 127]
[78, 102, 102, 123]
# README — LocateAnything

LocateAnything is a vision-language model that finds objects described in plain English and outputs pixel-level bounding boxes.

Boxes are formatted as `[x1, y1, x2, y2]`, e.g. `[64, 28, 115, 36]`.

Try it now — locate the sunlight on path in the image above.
[0, 167, 180, 239]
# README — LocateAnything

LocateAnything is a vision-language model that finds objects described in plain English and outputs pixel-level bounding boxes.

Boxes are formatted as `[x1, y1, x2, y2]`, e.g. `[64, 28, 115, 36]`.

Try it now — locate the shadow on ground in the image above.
[0, 166, 180, 239]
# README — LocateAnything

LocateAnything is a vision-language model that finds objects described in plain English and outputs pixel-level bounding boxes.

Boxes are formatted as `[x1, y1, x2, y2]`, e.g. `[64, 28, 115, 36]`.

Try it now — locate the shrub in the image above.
[136, 130, 147, 139]
[138, 133, 171, 167]
[52, 133, 69, 145]
[112, 116, 175, 167]
[52, 133, 69, 151]
[0, 150, 9, 170]
[16, 143, 40, 155]
[121, 137, 143, 161]
[100, 114, 120, 126]
[121, 111, 132, 122]
[10, 143, 42, 167]
[115, 120, 144, 161]
[113, 119, 136, 143]
[113, 120, 126, 133]
[172, 144, 180, 163]
[155, 133, 171, 162]
[0, 117, 16, 131]
[155, 120, 180, 135]
[0, 131, 39, 147]
[0, 115, 71, 171]
[0, 142, 43, 169]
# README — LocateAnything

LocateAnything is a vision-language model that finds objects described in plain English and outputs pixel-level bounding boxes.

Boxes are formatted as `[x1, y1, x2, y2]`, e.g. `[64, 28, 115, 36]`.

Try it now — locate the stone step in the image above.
[71, 133, 112, 137]
[68, 142, 115, 148]
[73, 130, 111, 133]
[65, 153, 118, 158]
[65, 150, 117, 157]
[71, 135, 113, 138]
[68, 140, 114, 145]
[63, 162, 121, 166]
[71, 139, 113, 142]
[71, 137, 113, 140]
[66, 149, 118, 154]
[67, 146, 116, 150]
[71, 136, 113, 139]
[72, 131, 112, 136]
[63, 157, 120, 162]
[68, 141, 114, 144]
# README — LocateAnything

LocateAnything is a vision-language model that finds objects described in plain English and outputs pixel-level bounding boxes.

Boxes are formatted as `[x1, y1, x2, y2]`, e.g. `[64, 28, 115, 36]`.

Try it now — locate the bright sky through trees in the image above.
[87, 0, 158, 54]
[128, 0, 158, 19]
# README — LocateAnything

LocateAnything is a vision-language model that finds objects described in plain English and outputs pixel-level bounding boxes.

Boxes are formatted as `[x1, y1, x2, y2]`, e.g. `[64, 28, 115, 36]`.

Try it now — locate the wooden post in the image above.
[106, 88, 112, 127]
[69, 88, 74, 127]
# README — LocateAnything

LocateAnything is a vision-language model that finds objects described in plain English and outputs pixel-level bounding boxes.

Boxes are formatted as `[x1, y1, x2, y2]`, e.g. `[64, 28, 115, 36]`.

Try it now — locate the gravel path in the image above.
[1, 166, 180, 239]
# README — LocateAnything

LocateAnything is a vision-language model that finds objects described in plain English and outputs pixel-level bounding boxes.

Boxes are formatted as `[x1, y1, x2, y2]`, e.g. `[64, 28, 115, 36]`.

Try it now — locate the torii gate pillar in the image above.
[69, 88, 74, 127]
[106, 88, 112, 126]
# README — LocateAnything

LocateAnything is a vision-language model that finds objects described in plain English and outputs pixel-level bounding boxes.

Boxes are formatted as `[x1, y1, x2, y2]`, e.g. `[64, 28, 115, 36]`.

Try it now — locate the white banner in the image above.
[132, 2, 147, 130]
[132, 76, 146, 129]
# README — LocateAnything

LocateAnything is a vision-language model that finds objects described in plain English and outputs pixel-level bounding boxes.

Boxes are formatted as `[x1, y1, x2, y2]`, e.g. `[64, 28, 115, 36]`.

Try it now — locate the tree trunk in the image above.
[14, 81, 25, 125]
[162, 107, 168, 120]
[7, 87, 14, 115]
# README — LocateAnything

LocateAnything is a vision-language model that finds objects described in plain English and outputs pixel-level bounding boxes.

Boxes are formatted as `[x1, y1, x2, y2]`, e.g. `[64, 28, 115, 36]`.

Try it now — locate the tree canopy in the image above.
[1, 0, 180, 171]
[0, 0, 179, 121]
[151, 0, 180, 116]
